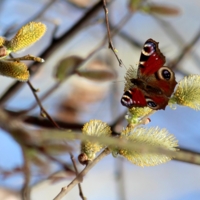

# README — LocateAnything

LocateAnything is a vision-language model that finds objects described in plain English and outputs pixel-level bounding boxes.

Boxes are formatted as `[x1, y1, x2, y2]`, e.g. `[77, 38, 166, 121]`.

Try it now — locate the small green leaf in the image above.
[76, 68, 117, 82]
[54, 56, 83, 81]
[129, 0, 143, 12]
[142, 4, 180, 16]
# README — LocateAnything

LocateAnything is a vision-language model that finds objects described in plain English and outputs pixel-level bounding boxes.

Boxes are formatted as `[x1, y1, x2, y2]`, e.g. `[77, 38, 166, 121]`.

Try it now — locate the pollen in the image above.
[0, 60, 29, 81]
[172, 75, 200, 110]
[7, 22, 46, 52]
[0, 37, 5, 46]
[119, 126, 178, 167]
[80, 120, 112, 161]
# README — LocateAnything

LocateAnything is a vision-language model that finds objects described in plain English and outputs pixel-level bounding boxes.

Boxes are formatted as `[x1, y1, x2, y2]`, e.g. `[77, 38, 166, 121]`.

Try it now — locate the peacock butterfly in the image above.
[121, 38, 177, 110]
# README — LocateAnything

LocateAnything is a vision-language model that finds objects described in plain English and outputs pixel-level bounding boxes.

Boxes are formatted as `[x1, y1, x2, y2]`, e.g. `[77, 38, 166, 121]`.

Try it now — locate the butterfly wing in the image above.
[136, 38, 177, 97]
[121, 38, 177, 110]
[137, 38, 165, 77]
[121, 87, 147, 108]
[121, 85, 169, 110]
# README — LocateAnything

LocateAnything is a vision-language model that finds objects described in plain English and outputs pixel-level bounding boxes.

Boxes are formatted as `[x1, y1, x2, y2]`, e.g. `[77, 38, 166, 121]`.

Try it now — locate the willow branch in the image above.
[102, 0, 124, 67]
[53, 148, 111, 200]
[154, 15, 200, 71]
[70, 153, 86, 200]
[27, 80, 61, 129]
[27, 80, 85, 198]
[1, 109, 200, 166]
[169, 29, 200, 69]
[21, 149, 31, 200]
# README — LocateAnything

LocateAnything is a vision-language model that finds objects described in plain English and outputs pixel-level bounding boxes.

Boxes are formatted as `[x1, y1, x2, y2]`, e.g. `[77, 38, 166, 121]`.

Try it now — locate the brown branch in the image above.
[27, 80, 61, 129]
[17, 82, 61, 116]
[102, 0, 124, 67]
[153, 15, 200, 71]
[21, 149, 31, 200]
[70, 153, 86, 200]
[27, 81, 85, 198]
[53, 148, 111, 200]
[23, 115, 83, 130]
[25, 144, 74, 173]
[169, 29, 200, 69]
[2, 109, 200, 166]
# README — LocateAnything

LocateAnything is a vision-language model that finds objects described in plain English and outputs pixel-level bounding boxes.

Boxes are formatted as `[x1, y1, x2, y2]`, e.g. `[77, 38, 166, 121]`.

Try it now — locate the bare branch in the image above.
[21, 149, 31, 200]
[102, 0, 123, 67]
[53, 148, 111, 200]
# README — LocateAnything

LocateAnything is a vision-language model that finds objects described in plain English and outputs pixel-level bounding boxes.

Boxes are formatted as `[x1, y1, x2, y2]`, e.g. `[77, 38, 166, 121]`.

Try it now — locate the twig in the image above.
[25, 144, 74, 173]
[153, 15, 200, 71]
[27, 80, 61, 129]
[23, 115, 83, 130]
[27, 80, 85, 198]
[17, 82, 61, 116]
[169, 29, 200, 69]
[21, 149, 31, 200]
[6, 55, 44, 63]
[70, 153, 86, 200]
[53, 148, 111, 200]
[102, 0, 123, 67]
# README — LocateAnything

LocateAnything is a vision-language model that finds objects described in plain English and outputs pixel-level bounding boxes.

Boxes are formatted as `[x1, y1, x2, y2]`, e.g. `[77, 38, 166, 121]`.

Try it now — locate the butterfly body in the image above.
[121, 39, 177, 110]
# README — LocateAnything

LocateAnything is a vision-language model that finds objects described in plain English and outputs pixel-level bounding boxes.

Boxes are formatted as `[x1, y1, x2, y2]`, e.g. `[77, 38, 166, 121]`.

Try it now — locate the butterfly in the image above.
[121, 38, 177, 110]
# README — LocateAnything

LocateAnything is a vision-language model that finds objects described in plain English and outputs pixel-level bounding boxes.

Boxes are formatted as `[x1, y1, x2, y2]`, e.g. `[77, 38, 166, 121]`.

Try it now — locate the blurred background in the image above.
[0, 0, 200, 199]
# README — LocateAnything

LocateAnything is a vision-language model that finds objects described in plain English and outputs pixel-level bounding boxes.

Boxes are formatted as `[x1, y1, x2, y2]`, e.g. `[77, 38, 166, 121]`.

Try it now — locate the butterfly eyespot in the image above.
[157, 67, 174, 81]
[121, 91, 133, 108]
[142, 42, 156, 56]
[146, 98, 159, 109]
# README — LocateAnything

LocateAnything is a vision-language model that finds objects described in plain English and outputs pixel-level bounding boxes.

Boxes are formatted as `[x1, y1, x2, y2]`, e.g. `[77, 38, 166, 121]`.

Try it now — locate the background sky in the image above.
[0, 0, 200, 200]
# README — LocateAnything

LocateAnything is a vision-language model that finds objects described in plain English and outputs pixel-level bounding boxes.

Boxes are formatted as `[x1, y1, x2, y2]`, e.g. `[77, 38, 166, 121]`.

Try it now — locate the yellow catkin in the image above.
[81, 120, 112, 160]
[119, 127, 178, 167]
[0, 37, 5, 46]
[172, 75, 200, 110]
[123, 65, 137, 91]
[129, 107, 152, 117]
[7, 22, 46, 52]
[0, 60, 29, 81]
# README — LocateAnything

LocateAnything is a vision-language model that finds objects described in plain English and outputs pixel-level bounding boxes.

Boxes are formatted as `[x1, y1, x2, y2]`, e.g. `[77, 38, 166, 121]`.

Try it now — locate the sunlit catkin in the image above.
[171, 75, 200, 110]
[0, 37, 5, 46]
[123, 65, 137, 91]
[0, 60, 29, 81]
[119, 126, 178, 167]
[80, 120, 112, 163]
[7, 22, 46, 52]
